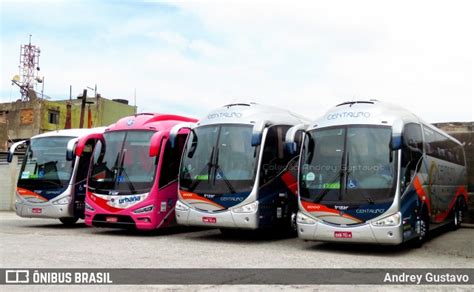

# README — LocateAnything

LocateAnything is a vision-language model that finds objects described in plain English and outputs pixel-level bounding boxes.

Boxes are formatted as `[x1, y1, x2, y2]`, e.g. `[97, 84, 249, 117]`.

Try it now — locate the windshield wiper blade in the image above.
[117, 152, 136, 194]
[214, 148, 236, 194]
[188, 146, 215, 192]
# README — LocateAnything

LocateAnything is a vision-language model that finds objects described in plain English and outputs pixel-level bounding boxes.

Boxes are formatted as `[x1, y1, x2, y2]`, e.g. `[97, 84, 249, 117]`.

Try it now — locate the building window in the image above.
[48, 110, 60, 124]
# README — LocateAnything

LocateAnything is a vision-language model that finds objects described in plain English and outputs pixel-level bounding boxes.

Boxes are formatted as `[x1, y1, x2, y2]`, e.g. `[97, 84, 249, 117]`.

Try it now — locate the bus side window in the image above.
[159, 134, 187, 188]
[260, 126, 291, 186]
[401, 123, 423, 192]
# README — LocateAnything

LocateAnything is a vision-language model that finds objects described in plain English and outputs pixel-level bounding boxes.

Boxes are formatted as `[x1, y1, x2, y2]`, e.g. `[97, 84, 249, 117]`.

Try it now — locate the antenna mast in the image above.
[17, 35, 42, 101]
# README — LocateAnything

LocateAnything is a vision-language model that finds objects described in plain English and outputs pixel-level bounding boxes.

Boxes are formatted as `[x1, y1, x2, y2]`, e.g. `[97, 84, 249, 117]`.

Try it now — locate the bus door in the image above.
[157, 134, 187, 214]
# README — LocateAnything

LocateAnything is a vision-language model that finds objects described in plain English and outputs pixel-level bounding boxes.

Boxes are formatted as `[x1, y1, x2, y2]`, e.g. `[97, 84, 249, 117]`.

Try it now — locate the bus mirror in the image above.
[391, 135, 402, 150]
[149, 131, 168, 157]
[251, 120, 269, 146]
[169, 122, 195, 148]
[66, 138, 79, 161]
[7, 140, 27, 163]
[391, 120, 403, 150]
[403, 137, 423, 154]
[76, 133, 104, 157]
[285, 124, 308, 154]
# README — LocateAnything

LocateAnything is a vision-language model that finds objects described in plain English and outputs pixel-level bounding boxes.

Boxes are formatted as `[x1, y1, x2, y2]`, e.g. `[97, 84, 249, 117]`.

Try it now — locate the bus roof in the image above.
[31, 127, 107, 140]
[196, 102, 309, 127]
[104, 113, 198, 132]
[308, 100, 463, 145]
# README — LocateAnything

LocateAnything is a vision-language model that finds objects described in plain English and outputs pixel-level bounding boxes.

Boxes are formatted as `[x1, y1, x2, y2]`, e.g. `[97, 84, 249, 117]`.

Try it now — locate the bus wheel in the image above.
[413, 210, 429, 248]
[59, 217, 79, 226]
[452, 198, 466, 230]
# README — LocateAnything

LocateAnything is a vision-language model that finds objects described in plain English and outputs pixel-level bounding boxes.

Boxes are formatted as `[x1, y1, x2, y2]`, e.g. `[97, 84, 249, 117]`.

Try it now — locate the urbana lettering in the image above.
[118, 196, 141, 204]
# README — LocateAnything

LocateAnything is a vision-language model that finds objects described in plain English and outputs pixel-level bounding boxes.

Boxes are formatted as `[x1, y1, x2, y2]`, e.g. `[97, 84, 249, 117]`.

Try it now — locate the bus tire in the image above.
[59, 217, 79, 226]
[452, 197, 466, 230]
[413, 209, 429, 248]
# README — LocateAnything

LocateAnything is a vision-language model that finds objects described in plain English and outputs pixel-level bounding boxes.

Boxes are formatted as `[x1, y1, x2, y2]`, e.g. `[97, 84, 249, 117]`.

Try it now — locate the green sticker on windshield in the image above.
[323, 182, 340, 189]
[194, 174, 209, 180]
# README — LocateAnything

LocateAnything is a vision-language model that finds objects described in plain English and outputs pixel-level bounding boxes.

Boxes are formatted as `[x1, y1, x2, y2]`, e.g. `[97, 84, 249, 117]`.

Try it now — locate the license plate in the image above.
[334, 231, 352, 239]
[202, 217, 217, 223]
[106, 217, 118, 223]
[32, 208, 42, 214]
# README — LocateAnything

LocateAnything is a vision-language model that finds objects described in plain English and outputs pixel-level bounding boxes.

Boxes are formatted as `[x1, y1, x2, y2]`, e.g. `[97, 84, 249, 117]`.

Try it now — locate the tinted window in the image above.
[159, 134, 187, 188]
[423, 126, 464, 165]
[260, 126, 292, 185]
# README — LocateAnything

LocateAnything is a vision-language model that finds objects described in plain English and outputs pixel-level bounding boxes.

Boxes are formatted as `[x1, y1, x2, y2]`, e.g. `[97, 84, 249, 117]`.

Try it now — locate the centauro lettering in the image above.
[327, 112, 371, 120]
[207, 112, 243, 119]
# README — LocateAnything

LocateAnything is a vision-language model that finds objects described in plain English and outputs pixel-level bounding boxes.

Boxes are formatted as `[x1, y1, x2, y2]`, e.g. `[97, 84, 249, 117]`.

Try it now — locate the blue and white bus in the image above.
[8, 128, 105, 225]
[286, 100, 468, 245]
[170, 102, 309, 234]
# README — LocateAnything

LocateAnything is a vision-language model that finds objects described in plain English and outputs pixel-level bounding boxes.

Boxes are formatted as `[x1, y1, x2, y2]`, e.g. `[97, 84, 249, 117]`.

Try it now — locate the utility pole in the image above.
[79, 89, 87, 128]
[65, 85, 72, 129]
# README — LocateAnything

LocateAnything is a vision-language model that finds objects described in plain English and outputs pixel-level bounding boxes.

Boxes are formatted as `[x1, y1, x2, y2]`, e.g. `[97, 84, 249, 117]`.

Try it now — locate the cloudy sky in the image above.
[1, 0, 472, 122]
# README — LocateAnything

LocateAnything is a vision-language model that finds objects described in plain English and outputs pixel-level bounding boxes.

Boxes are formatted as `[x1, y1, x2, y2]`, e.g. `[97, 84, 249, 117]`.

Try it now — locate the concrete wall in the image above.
[0, 99, 43, 141]
[0, 156, 20, 211]
[99, 98, 137, 126]
[0, 97, 137, 147]
[0, 122, 7, 151]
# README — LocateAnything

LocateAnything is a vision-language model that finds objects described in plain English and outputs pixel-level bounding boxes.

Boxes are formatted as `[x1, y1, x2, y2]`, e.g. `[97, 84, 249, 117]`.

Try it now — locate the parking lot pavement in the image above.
[0, 211, 473, 269]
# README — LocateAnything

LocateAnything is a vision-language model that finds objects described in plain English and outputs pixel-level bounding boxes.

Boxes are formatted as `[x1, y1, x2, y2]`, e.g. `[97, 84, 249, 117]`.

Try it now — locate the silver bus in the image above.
[286, 100, 468, 245]
[170, 102, 309, 233]
[8, 128, 105, 225]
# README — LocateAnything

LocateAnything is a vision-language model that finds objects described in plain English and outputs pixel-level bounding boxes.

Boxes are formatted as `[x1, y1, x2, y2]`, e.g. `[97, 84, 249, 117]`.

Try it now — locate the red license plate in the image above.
[334, 231, 352, 239]
[202, 217, 217, 223]
[106, 217, 118, 223]
[32, 208, 42, 214]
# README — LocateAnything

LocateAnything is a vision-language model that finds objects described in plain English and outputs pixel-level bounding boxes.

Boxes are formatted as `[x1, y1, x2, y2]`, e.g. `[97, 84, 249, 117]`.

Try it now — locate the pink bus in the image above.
[75, 113, 196, 230]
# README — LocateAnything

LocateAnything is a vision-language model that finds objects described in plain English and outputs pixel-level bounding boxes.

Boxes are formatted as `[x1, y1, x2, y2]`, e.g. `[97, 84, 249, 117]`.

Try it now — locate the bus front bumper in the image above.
[15, 200, 73, 219]
[297, 215, 403, 245]
[175, 200, 259, 229]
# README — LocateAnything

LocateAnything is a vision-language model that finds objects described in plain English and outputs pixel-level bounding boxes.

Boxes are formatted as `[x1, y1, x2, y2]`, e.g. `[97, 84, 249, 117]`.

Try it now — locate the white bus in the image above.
[170, 103, 309, 234]
[286, 100, 468, 245]
[8, 128, 105, 225]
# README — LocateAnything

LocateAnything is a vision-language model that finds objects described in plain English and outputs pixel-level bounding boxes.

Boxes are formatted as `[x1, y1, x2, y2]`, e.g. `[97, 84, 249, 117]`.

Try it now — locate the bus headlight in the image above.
[133, 205, 154, 214]
[175, 200, 190, 211]
[297, 212, 316, 225]
[233, 201, 258, 213]
[85, 202, 95, 212]
[372, 212, 401, 227]
[52, 196, 71, 205]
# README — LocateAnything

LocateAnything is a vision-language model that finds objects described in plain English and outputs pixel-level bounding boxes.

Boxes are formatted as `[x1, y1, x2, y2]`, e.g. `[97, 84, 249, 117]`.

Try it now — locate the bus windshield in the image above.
[179, 124, 258, 194]
[300, 126, 397, 204]
[18, 137, 74, 191]
[89, 130, 156, 195]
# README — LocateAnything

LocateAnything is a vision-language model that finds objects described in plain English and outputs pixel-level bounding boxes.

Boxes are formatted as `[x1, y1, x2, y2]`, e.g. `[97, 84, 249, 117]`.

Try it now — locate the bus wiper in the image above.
[315, 149, 345, 203]
[40, 180, 64, 187]
[214, 147, 236, 194]
[117, 152, 136, 194]
[188, 146, 215, 192]
[345, 151, 375, 205]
